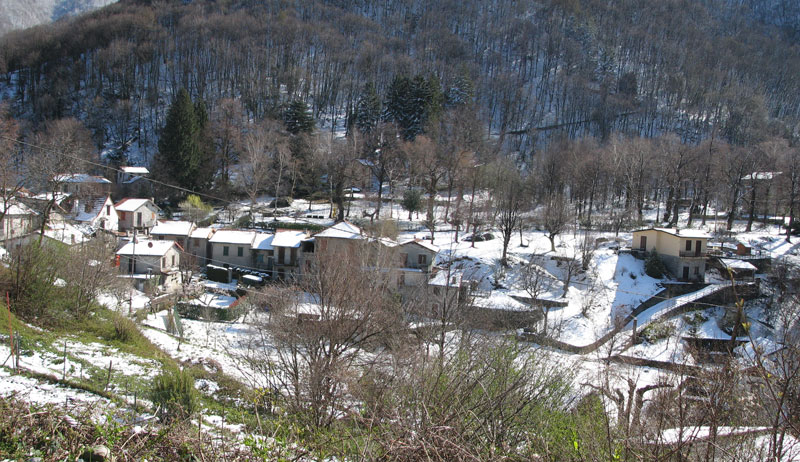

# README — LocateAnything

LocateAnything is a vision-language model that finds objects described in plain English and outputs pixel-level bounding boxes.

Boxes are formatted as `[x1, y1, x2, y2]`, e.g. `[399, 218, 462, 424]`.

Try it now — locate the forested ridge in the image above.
[1, 0, 800, 163]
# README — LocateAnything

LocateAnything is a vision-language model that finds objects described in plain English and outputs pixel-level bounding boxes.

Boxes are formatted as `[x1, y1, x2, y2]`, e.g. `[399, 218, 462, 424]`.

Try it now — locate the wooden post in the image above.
[6, 292, 14, 374]
[105, 360, 113, 391]
[62, 341, 67, 380]
[632, 318, 638, 345]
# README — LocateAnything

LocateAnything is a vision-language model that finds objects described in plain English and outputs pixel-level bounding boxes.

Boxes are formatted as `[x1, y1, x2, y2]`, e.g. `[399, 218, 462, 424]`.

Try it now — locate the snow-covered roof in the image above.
[315, 221, 364, 239]
[53, 173, 111, 184]
[0, 199, 37, 216]
[209, 229, 256, 245]
[719, 258, 757, 271]
[115, 198, 155, 212]
[71, 196, 110, 223]
[120, 166, 150, 175]
[190, 227, 215, 239]
[151, 220, 194, 236]
[634, 227, 710, 239]
[252, 233, 274, 250]
[117, 239, 176, 256]
[272, 230, 307, 248]
[399, 238, 439, 253]
[31, 192, 71, 205]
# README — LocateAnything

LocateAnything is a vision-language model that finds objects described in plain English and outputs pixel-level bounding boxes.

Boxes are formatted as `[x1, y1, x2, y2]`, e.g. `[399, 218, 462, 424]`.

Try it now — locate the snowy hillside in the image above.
[0, 0, 117, 36]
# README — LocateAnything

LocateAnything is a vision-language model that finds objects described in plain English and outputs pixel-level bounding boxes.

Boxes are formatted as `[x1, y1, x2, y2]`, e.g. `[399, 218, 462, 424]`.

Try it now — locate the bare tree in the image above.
[27, 118, 97, 239]
[540, 192, 568, 253]
[492, 160, 524, 266]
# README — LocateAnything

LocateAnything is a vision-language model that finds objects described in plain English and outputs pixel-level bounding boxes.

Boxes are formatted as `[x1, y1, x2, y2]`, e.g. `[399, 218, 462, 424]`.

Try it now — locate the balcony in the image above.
[679, 250, 706, 258]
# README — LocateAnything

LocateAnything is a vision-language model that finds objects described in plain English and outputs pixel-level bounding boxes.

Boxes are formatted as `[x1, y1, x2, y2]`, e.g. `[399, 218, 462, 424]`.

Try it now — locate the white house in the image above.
[115, 198, 160, 234]
[116, 239, 181, 290]
[68, 195, 118, 232]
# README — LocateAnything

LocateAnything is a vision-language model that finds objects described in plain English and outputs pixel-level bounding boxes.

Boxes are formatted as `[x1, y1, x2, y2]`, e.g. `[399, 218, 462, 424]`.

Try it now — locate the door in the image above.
[682, 266, 689, 280]
[136, 212, 142, 227]
[639, 236, 647, 250]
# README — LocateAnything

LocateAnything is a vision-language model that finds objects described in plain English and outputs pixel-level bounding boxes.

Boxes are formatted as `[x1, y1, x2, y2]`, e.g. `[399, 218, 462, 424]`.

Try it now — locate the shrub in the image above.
[151, 367, 198, 422]
[111, 314, 138, 343]
[645, 250, 666, 278]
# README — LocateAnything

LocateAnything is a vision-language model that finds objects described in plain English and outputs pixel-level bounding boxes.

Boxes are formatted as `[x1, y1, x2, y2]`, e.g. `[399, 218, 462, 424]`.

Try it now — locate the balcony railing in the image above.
[679, 250, 706, 258]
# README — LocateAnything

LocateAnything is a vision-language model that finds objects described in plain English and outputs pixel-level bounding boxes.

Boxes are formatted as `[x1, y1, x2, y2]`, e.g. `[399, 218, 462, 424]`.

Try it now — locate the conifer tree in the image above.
[355, 82, 381, 134]
[156, 89, 213, 193]
[283, 99, 315, 135]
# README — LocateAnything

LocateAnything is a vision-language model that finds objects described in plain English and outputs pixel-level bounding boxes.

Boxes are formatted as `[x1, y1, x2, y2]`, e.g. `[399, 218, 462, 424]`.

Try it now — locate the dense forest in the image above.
[2, 0, 800, 160]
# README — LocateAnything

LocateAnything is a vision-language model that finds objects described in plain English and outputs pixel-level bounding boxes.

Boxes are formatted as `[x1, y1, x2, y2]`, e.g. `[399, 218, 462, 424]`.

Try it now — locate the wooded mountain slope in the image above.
[1, 0, 799, 160]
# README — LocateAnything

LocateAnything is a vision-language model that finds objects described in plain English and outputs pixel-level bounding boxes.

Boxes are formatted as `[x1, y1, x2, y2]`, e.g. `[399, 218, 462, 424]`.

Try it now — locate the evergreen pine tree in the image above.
[156, 89, 213, 193]
[283, 100, 315, 135]
[446, 71, 475, 107]
[384, 74, 444, 140]
[355, 82, 381, 134]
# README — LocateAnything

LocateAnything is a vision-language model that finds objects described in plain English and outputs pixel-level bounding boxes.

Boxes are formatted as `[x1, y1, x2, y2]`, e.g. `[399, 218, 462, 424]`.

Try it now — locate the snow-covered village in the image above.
[1, 1, 800, 461]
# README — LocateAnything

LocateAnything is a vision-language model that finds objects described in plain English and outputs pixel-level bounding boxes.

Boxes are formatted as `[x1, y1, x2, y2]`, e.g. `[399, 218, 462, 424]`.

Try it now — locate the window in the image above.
[162, 257, 166, 267]
[223, 246, 229, 256]
[418, 254, 427, 265]
[193, 240, 199, 247]
[136, 212, 142, 227]
[694, 266, 699, 275]
[172, 255, 176, 267]
[106, 205, 110, 215]
[237, 246, 243, 257]
[685, 240, 692, 251]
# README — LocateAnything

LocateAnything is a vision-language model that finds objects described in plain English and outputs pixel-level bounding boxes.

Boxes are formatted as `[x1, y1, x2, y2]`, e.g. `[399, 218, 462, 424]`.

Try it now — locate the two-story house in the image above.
[67, 195, 118, 232]
[397, 239, 439, 287]
[632, 227, 709, 281]
[116, 239, 181, 290]
[115, 198, 160, 234]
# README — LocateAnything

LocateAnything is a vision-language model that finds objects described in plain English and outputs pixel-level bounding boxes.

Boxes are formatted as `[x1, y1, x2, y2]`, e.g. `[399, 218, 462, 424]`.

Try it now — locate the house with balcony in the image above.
[632, 227, 710, 281]
[116, 239, 182, 290]
[397, 239, 439, 287]
[115, 198, 160, 234]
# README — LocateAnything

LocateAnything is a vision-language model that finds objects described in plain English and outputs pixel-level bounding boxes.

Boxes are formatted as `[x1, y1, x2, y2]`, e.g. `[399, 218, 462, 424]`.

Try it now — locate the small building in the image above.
[150, 220, 195, 249]
[116, 166, 152, 197]
[115, 198, 160, 234]
[116, 239, 181, 290]
[67, 195, 118, 232]
[632, 227, 710, 281]
[717, 258, 757, 282]
[53, 174, 112, 197]
[0, 199, 37, 241]
[208, 230, 257, 268]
